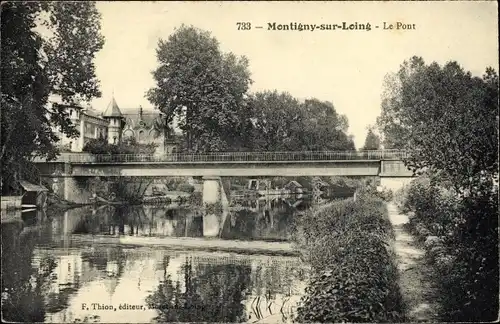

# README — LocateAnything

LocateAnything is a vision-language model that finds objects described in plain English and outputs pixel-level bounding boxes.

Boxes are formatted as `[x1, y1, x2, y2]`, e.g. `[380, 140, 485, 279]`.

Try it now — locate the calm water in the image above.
[1, 197, 312, 323]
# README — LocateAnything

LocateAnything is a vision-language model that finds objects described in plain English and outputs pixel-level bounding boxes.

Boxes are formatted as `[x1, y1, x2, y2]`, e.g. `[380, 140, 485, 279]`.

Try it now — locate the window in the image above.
[69, 110, 73, 117]
[113, 136, 117, 144]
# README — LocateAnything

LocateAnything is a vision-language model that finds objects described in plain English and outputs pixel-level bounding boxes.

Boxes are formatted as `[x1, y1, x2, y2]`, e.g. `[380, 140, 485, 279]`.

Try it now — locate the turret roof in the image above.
[103, 96, 123, 118]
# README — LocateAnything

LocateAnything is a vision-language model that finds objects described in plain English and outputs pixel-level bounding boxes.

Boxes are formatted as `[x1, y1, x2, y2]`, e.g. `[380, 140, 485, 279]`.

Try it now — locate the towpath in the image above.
[386, 202, 440, 322]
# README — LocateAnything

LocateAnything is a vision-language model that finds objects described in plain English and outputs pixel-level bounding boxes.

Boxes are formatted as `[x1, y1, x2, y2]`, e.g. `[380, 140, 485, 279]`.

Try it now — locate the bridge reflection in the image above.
[2, 215, 307, 323]
[50, 199, 303, 243]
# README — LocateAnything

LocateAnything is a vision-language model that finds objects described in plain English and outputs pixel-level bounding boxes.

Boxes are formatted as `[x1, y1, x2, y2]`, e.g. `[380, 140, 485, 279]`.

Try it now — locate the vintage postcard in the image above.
[1, 1, 498, 323]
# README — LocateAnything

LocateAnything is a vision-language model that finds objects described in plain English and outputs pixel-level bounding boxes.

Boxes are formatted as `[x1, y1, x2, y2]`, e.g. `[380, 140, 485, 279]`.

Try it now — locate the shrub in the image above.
[294, 196, 404, 322]
[399, 176, 499, 321]
[329, 176, 363, 189]
[188, 192, 202, 206]
[83, 138, 119, 154]
[83, 138, 158, 155]
[392, 185, 408, 212]
[177, 183, 195, 193]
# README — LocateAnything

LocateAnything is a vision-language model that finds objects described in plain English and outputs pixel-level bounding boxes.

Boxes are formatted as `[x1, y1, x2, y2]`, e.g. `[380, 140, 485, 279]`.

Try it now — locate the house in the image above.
[121, 106, 180, 155]
[50, 95, 180, 154]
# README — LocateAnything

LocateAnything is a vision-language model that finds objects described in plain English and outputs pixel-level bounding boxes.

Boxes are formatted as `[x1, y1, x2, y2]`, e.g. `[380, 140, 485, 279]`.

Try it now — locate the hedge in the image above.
[294, 196, 404, 322]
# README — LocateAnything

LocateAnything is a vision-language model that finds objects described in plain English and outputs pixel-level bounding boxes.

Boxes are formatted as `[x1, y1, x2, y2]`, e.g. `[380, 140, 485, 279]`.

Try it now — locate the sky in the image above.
[90, 1, 498, 149]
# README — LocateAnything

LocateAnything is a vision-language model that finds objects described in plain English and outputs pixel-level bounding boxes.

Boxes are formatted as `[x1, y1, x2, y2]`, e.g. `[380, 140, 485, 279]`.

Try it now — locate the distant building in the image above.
[121, 106, 180, 155]
[51, 95, 180, 154]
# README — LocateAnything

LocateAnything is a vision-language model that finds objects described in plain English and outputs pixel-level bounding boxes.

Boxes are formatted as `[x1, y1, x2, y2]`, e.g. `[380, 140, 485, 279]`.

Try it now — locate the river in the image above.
[1, 188, 325, 323]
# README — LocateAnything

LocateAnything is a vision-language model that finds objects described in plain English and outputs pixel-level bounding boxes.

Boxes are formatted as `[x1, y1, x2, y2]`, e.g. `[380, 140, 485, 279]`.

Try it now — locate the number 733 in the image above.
[236, 22, 251, 30]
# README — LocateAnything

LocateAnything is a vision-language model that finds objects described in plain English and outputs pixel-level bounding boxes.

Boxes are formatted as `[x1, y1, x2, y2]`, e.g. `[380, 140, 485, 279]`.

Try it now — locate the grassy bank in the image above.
[293, 194, 404, 322]
[394, 176, 499, 321]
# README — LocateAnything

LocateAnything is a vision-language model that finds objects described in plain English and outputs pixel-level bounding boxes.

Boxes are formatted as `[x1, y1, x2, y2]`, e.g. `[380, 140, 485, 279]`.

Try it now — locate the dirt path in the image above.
[386, 202, 440, 322]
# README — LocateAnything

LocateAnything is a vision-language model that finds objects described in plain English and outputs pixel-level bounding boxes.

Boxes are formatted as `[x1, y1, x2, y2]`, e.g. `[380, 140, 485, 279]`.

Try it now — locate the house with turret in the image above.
[51, 95, 180, 154]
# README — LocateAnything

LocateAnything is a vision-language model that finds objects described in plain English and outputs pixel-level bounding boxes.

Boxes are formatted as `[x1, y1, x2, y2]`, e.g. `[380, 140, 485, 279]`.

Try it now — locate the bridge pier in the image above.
[379, 160, 414, 192]
[202, 176, 221, 205]
[42, 163, 92, 204]
[202, 176, 229, 237]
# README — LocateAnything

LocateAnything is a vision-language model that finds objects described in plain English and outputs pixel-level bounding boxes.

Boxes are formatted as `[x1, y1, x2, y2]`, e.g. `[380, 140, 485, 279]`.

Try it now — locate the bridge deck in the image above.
[34, 150, 407, 164]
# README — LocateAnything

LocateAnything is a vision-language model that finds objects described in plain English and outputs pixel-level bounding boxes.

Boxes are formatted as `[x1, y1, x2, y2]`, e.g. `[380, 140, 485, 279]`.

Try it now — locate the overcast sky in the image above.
[90, 1, 498, 149]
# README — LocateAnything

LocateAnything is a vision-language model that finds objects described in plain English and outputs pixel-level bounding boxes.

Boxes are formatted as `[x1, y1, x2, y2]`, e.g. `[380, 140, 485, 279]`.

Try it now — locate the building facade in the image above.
[52, 96, 179, 154]
[121, 106, 179, 155]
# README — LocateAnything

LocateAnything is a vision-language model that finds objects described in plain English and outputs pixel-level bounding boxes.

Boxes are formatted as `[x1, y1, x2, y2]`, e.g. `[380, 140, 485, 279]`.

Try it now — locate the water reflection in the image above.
[146, 257, 251, 322]
[45, 197, 306, 242]
[2, 232, 306, 323]
[1, 212, 54, 322]
[1, 195, 310, 323]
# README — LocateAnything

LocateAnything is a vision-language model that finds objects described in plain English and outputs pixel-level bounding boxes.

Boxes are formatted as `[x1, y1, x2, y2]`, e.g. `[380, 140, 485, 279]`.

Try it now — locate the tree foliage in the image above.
[247, 91, 303, 151]
[377, 56, 498, 193]
[383, 56, 499, 321]
[147, 25, 252, 152]
[43, 2, 105, 105]
[83, 138, 157, 155]
[148, 26, 356, 153]
[300, 98, 354, 151]
[1, 1, 104, 194]
[248, 91, 355, 151]
[362, 127, 380, 150]
[376, 56, 425, 149]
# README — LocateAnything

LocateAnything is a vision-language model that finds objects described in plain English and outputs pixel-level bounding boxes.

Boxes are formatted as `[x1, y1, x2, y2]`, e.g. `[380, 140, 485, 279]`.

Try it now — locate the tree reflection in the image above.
[146, 257, 251, 322]
[221, 200, 295, 241]
[1, 222, 57, 322]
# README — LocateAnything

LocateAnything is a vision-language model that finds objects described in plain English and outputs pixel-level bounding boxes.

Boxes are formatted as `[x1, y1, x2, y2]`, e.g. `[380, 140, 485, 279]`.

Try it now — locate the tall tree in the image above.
[362, 127, 380, 150]
[1, 2, 104, 194]
[147, 25, 252, 152]
[43, 2, 105, 105]
[248, 92, 355, 151]
[379, 57, 498, 192]
[300, 99, 355, 151]
[378, 57, 499, 321]
[376, 56, 426, 149]
[247, 91, 303, 151]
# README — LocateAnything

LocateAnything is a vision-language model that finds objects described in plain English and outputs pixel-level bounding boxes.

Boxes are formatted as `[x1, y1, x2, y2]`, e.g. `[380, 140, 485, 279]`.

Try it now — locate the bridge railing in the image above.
[36, 150, 407, 163]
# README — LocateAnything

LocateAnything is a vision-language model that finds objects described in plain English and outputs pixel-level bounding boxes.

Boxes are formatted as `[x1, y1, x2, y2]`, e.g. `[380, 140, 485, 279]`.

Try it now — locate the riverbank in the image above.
[386, 202, 440, 322]
[293, 195, 405, 322]
[393, 177, 499, 321]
